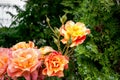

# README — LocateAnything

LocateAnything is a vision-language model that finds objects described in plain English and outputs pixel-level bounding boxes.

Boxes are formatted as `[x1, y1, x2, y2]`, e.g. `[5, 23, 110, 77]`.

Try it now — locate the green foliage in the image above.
[75, 37, 120, 79]
[61, 0, 120, 79]
[61, 0, 115, 26]
[0, 27, 20, 47]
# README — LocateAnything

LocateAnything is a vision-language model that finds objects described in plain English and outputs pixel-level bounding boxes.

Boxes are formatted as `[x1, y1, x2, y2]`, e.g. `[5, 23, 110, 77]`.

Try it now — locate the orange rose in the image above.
[0, 48, 11, 80]
[42, 51, 69, 77]
[11, 41, 36, 51]
[60, 20, 90, 47]
[7, 48, 41, 80]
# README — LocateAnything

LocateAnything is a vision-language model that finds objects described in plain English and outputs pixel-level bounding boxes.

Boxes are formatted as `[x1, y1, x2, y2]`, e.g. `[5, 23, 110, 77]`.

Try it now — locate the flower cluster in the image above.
[0, 19, 90, 80]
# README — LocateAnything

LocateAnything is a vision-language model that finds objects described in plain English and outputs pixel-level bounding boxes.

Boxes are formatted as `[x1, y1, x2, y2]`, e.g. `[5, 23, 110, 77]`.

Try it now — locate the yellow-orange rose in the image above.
[7, 48, 41, 80]
[0, 48, 11, 80]
[60, 20, 90, 47]
[11, 41, 36, 51]
[39, 46, 55, 61]
[42, 51, 69, 77]
[39, 46, 54, 55]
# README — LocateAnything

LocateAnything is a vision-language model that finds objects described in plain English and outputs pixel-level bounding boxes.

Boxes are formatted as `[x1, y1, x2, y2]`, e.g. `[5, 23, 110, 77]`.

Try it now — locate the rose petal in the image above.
[70, 36, 86, 47]
[31, 70, 38, 80]
[23, 72, 31, 80]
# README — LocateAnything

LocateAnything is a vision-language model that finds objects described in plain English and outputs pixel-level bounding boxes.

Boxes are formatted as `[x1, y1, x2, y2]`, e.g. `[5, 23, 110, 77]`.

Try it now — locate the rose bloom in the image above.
[39, 46, 54, 55]
[39, 46, 55, 61]
[11, 41, 36, 51]
[60, 20, 90, 47]
[0, 48, 11, 80]
[7, 48, 41, 80]
[42, 51, 69, 77]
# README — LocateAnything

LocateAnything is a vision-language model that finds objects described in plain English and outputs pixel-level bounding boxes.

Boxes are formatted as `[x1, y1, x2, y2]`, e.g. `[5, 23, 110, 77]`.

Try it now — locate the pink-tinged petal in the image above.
[42, 68, 47, 75]
[47, 69, 53, 76]
[65, 20, 75, 29]
[7, 69, 23, 78]
[70, 36, 86, 47]
[75, 22, 85, 28]
[7, 65, 23, 78]
[39, 46, 54, 55]
[60, 24, 71, 42]
[61, 31, 70, 44]
[86, 29, 91, 34]
[61, 38, 68, 44]
[12, 77, 18, 80]
[75, 36, 86, 44]
[28, 41, 36, 48]
[51, 71, 64, 77]
[64, 64, 68, 70]
[0, 76, 4, 80]
[29, 61, 41, 72]
[23, 72, 31, 80]
[31, 70, 38, 80]
[60, 25, 66, 36]
[11, 41, 36, 51]
[0, 48, 11, 79]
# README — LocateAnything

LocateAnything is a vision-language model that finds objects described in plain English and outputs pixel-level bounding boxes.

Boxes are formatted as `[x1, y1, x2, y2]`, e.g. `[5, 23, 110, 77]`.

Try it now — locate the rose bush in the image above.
[0, 19, 90, 80]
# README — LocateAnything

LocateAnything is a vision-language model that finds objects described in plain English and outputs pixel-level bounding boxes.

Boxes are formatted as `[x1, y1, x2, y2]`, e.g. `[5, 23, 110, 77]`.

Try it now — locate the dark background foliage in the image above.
[0, 0, 120, 79]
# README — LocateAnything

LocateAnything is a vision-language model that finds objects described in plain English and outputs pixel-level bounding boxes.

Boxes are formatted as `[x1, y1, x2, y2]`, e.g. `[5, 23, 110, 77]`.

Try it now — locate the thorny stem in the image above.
[64, 42, 70, 56]
[68, 47, 75, 56]
[62, 43, 68, 54]
[46, 16, 62, 52]
[5, 74, 11, 80]
[47, 21, 56, 35]
[56, 34, 62, 52]
[54, 33, 62, 52]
